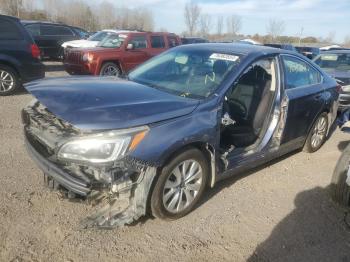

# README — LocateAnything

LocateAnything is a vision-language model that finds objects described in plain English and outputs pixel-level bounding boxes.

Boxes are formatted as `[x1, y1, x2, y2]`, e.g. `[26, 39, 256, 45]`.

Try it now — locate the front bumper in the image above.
[25, 136, 92, 196]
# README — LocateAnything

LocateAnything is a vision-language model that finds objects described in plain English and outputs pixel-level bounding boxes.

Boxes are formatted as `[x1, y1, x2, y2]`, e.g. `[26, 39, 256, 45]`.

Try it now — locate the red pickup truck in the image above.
[63, 31, 181, 76]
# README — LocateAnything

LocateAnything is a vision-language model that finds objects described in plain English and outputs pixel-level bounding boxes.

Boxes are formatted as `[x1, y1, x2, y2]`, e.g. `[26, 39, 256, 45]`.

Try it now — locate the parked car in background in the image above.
[64, 31, 181, 76]
[314, 50, 350, 111]
[0, 15, 44, 96]
[295, 46, 320, 60]
[61, 30, 122, 49]
[22, 20, 88, 59]
[264, 43, 297, 52]
[181, 37, 209, 44]
[23, 44, 338, 227]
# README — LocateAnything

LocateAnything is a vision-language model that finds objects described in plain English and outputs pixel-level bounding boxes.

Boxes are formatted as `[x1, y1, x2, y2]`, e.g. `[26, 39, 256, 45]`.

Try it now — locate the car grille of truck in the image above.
[67, 51, 82, 64]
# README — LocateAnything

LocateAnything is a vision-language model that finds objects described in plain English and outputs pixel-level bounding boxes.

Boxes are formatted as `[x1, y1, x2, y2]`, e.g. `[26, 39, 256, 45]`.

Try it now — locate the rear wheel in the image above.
[99, 62, 121, 77]
[303, 112, 328, 153]
[150, 148, 209, 220]
[331, 144, 350, 207]
[0, 65, 20, 96]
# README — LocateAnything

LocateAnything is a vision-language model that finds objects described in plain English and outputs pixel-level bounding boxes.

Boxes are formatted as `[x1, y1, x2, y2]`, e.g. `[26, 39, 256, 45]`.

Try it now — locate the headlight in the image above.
[58, 126, 148, 164]
[82, 53, 93, 63]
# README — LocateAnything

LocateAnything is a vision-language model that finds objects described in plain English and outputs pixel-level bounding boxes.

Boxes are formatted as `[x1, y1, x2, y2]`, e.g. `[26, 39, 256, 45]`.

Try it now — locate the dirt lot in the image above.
[0, 61, 350, 262]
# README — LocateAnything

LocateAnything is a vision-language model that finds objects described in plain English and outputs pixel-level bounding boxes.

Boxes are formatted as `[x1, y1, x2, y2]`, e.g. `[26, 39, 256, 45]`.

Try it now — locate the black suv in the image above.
[0, 15, 45, 96]
[21, 21, 88, 59]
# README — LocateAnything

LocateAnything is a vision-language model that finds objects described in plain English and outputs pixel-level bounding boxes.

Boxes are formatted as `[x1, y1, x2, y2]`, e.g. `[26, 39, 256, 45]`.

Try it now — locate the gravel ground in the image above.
[0, 61, 350, 262]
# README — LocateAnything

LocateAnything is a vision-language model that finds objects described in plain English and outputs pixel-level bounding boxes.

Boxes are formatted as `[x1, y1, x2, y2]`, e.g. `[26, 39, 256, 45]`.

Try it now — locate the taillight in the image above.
[30, 44, 41, 59]
[336, 84, 343, 93]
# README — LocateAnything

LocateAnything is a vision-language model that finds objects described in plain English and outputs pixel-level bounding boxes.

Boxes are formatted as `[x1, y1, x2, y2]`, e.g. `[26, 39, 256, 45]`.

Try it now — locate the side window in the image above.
[0, 19, 23, 40]
[151, 35, 165, 48]
[129, 35, 148, 49]
[41, 25, 73, 36]
[283, 56, 322, 89]
[167, 36, 180, 48]
[25, 24, 40, 37]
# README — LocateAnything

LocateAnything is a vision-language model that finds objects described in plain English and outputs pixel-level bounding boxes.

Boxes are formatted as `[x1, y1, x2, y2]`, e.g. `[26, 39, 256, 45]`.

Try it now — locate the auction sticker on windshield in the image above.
[210, 53, 239, 62]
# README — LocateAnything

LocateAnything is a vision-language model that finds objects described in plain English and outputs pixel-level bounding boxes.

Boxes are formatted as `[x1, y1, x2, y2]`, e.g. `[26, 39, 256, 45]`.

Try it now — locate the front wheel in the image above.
[99, 62, 121, 77]
[303, 112, 328, 153]
[150, 148, 209, 220]
[0, 65, 20, 96]
[331, 144, 350, 207]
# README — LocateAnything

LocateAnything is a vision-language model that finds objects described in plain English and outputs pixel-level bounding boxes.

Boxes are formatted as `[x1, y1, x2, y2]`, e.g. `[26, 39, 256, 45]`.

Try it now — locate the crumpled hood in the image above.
[24, 77, 199, 131]
[61, 40, 99, 48]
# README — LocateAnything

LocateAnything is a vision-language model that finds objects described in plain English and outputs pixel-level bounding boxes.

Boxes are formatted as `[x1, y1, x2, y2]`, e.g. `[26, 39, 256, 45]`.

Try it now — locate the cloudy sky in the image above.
[103, 0, 349, 42]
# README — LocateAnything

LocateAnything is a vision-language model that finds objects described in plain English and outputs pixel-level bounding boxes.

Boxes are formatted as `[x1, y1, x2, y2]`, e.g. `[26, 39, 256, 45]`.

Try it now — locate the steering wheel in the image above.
[227, 99, 248, 120]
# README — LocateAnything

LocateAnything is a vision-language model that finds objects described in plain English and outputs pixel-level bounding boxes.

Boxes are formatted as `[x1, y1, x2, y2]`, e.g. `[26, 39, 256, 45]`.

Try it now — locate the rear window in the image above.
[151, 35, 165, 48]
[41, 25, 73, 36]
[314, 53, 350, 71]
[0, 19, 23, 40]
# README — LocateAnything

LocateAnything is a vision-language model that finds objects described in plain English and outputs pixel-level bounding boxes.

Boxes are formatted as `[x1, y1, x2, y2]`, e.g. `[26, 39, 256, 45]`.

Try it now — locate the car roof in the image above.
[321, 50, 350, 54]
[21, 20, 69, 26]
[0, 14, 19, 21]
[176, 43, 295, 56]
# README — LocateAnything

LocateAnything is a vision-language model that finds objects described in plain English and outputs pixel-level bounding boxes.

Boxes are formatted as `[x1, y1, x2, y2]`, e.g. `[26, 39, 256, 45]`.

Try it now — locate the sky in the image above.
[96, 0, 349, 42]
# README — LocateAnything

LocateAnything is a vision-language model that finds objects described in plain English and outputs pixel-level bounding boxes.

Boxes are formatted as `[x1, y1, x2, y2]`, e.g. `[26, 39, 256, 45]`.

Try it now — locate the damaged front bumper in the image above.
[23, 101, 158, 228]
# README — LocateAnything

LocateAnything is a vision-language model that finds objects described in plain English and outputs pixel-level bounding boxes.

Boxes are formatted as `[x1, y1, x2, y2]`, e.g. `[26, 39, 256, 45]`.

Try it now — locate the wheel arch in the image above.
[146, 141, 216, 215]
[0, 59, 21, 79]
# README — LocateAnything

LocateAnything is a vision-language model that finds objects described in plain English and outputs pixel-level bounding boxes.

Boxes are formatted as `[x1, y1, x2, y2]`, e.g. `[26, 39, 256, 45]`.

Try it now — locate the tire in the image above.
[303, 112, 328, 153]
[150, 148, 209, 220]
[331, 144, 350, 207]
[99, 62, 121, 77]
[0, 65, 20, 96]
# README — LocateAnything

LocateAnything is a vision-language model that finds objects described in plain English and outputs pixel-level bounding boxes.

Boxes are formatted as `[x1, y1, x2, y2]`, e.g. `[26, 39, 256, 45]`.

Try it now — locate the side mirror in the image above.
[126, 43, 134, 50]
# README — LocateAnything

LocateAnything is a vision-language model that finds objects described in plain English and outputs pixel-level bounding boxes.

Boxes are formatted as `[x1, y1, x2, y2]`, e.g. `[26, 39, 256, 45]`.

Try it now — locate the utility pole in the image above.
[298, 27, 304, 46]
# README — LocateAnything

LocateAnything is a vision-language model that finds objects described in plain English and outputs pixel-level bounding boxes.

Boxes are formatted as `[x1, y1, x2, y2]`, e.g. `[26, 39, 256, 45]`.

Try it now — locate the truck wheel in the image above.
[150, 148, 209, 220]
[99, 62, 121, 77]
[303, 112, 328, 153]
[0, 65, 20, 96]
[331, 144, 350, 207]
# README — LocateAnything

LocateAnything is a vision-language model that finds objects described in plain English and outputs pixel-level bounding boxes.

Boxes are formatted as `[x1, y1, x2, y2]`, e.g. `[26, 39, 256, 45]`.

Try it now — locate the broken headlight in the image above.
[58, 126, 148, 164]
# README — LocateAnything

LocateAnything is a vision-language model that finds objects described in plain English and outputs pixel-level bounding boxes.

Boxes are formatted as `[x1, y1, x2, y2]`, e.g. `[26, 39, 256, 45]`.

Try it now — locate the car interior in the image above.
[220, 58, 277, 150]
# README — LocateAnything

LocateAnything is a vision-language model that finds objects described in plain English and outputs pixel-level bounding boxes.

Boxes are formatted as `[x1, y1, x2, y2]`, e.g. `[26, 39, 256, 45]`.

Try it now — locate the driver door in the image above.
[220, 56, 280, 174]
[123, 35, 150, 72]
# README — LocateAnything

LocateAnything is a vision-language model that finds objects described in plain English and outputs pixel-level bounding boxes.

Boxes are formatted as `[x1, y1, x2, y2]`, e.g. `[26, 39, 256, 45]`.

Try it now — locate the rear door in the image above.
[280, 55, 325, 145]
[123, 34, 150, 72]
[37, 24, 77, 58]
[149, 34, 167, 56]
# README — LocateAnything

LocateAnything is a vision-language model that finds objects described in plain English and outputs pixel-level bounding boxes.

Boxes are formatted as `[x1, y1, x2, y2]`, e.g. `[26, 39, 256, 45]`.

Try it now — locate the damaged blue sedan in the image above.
[22, 44, 339, 227]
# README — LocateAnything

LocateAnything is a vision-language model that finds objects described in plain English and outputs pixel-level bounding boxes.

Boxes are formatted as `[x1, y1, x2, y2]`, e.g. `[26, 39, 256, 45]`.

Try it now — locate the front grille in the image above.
[65, 50, 82, 64]
[25, 130, 53, 158]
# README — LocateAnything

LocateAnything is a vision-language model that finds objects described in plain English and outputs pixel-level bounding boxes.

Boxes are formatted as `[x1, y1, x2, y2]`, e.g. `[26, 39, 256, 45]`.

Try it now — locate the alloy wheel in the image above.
[102, 65, 119, 76]
[311, 116, 327, 149]
[0, 70, 14, 93]
[162, 159, 203, 214]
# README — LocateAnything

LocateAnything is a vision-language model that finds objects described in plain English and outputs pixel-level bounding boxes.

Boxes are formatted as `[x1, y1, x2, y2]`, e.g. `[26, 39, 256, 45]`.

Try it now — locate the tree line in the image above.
[183, 0, 349, 46]
[0, 0, 154, 32]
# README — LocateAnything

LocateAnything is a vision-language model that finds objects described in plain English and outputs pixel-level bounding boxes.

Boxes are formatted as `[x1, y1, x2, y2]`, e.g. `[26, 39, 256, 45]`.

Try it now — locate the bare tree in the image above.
[98, 1, 117, 29]
[266, 19, 285, 41]
[216, 15, 224, 35]
[184, 0, 201, 36]
[325, 31, 336, 43]
[345, 35, 350, 47]
[226, 15, 242, 36]
[199, 14, 211, 38]
[0, 0, 23, 16]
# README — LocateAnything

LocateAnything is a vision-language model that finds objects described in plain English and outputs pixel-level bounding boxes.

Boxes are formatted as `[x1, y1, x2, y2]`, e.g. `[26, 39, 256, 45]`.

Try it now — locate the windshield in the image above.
[129, 49, 241, 99]
[97, 33, 127, 48]
[88, 31, 109, 41]
[314, 53, 350, 71]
